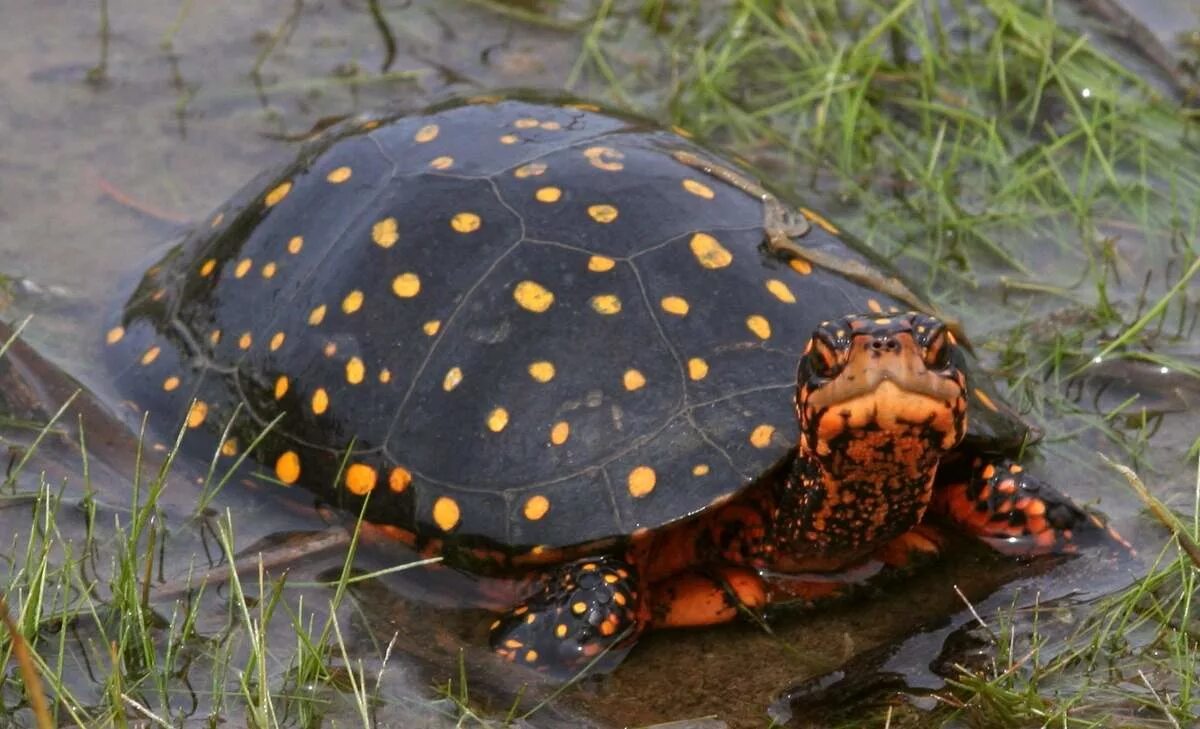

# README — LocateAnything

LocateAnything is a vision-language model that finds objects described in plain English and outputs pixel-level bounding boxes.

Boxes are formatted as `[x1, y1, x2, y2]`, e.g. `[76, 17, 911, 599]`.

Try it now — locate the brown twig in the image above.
[0, 597, 53, 729]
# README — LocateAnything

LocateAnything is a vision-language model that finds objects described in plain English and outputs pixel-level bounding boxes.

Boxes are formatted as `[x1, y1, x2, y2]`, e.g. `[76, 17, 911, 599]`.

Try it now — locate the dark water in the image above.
[1, 1, 1197, 727]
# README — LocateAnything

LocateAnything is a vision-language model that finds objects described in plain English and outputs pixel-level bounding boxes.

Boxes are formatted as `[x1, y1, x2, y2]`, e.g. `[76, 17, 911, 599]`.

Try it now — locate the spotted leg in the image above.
[933, 457, 1133, 556]
[490, 556, 642, 676]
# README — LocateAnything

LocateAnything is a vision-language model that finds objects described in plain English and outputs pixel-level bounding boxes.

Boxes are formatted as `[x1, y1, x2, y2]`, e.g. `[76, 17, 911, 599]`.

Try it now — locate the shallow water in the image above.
[1, 1, 1198, 727]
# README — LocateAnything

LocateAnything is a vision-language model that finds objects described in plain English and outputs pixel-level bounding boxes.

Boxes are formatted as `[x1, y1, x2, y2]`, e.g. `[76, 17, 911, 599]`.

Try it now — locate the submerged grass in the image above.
[3, 0, 1199, 726]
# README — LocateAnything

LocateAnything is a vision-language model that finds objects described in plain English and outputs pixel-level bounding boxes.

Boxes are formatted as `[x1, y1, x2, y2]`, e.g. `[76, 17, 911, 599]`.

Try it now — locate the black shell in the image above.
[104, 98, 1026, 556]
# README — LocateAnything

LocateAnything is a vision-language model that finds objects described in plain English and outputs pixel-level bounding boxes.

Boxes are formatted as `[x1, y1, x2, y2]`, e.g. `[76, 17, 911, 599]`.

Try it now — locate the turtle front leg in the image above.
[490, 556, 643, 676]
[933, 457, 1133, 556]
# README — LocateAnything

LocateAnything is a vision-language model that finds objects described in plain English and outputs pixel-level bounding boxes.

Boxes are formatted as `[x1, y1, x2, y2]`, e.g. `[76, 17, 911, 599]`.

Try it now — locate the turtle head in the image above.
[795, 312, 969, 470]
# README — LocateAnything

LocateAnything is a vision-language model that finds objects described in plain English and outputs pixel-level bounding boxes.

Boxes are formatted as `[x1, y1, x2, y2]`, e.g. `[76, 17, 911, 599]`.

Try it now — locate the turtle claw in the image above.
[490, 556, 642, 677]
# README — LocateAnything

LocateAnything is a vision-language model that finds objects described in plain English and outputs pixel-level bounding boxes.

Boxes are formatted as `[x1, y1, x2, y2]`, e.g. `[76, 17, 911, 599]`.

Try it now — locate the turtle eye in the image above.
[924, 327, 952, 370]
[806, 336, 841, 378]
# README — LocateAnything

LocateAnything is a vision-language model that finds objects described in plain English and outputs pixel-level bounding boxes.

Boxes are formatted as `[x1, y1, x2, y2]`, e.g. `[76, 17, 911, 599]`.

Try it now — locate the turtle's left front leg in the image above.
[932, 456, 1133, 556]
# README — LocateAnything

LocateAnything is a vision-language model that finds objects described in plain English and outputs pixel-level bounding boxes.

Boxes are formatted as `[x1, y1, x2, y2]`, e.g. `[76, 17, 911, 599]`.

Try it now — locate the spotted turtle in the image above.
[104, 97, 1126, 675]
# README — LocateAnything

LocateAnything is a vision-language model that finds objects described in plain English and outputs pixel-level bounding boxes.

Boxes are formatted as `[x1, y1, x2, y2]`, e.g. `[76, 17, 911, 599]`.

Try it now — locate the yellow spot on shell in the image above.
[264, 181, 291, 207]
[414, 124, 439, 143]
[689, 232, 732, 269]
[141, 346, 161, 365]
[433, 496, 460, 531]
[429, 155, 454, 170]
[389, 467, 411, 492]
[372, 217, 398, 248]
[682, 179, 715, 199]
[524, 649, 539, 663]
[866, 298, 883, 313]
[800, 207, 839, 234]
[269, 332, 285, 351]
[199, 259, 217, 277]
[105, 326, 125, 345]
[499, 134, 518, 145]
[587, 204, 618, 223]
[274, 375, 289, 399]
[688, 357, 709, 380]
[746, 314, 772, 340]
[671, 125, 694, 138]
[308, 305, 327, 326]
[345, 464, 377, 495]
[589, 294, 621, 315]
[238, 332, 252, 350]
[346, 356, 365, 384]
[186, 401, 208, 428]
[627, 466, 656, 498]
[275, 451, 301, 484]
[451, 212, 481, 233]
[234, 258, 253, 278]
[209, 330, 221, 345]
[163, 376, 180, 392]
[555, 624, 568, 638]
[261, 262, 277, 278]
[550, 421, 569, 445]
[693, 464, 710, 476]
[342, 290, 364, 314]
[528, 361, 555, 382]
[523, 495, 550, 520]
[323, 342, 337, 357]
[312, 388, 329, 415]
[423, 320, 441, 336]
[210, 212, 224, 228]
[789, 258, 813, 275]
[750, 424, 776, 448]
[379, 368, 391, 383]
[572, 601, 587, 615]
[287, 236, 304, 254]
[514, 162, 546, 178]
[514, 118, 539, 129]
[588, 256, 615, 272]
[583, 146, 624, 171]
[443, 367, 463, 391]
[765, 279, 796, 303]
[221, 438, 239, 457]
[535, 186, 562, 203]
[540, 120, 561, 130]
[392, 273, 421, 298]
[513, 280, 554, 312]
[487, 407, 509, 432]
[660, 296, 689, 316]
[623, 369, 646, 390]
[326, 166, 352, 184]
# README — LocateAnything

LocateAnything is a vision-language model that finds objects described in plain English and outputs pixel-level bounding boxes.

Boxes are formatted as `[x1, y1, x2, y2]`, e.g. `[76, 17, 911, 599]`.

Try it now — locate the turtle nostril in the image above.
[869, 337, 900, 353]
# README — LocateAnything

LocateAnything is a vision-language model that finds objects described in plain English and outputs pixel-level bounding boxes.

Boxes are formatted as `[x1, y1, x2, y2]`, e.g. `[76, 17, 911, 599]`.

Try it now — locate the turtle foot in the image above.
[935, 457, 1134, 558]
[490, 556, 642, 677]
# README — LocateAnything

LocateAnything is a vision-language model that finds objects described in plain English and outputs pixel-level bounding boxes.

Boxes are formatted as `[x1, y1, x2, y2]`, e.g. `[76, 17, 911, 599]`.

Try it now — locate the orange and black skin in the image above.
[491, 312, 1127, 675]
